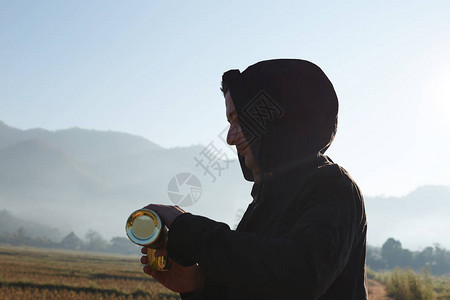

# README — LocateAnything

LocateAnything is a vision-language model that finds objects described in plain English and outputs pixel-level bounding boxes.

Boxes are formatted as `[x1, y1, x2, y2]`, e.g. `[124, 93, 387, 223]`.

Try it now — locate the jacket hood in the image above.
[222, 59, 338, 182]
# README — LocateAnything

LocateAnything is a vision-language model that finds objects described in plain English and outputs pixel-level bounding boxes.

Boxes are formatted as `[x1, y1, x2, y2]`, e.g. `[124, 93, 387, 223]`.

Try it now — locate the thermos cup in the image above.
[126, 208, 171, 271]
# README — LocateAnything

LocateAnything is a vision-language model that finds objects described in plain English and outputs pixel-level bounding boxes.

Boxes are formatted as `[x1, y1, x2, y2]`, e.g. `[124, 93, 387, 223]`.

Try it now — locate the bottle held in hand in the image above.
[126, 209, 171, 271]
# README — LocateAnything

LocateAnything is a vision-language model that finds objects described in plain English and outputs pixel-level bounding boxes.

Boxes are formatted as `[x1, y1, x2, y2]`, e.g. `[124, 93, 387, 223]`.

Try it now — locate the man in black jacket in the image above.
[141, 59, 368, 299]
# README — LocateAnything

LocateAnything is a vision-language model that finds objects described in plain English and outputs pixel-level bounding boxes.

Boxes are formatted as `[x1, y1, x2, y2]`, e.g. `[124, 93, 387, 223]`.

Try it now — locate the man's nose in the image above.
[227, 124, 238, 145]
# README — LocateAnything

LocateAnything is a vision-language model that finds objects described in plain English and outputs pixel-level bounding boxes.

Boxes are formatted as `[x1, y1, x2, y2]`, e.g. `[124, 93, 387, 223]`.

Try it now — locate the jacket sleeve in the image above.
[167, 177, 364, 298]
[179, 280, 228, 300]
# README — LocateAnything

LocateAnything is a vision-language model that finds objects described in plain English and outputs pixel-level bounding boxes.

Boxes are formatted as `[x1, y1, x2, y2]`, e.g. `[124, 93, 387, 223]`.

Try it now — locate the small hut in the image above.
[60, 231, 83, 250]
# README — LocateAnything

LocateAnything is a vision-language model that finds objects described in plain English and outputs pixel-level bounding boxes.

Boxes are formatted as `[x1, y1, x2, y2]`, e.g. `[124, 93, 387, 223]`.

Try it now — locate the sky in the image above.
[1, 0, 449, 197]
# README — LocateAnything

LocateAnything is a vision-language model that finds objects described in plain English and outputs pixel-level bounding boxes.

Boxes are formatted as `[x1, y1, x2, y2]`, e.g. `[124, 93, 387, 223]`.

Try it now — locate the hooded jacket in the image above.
[167, 59, 367, 299]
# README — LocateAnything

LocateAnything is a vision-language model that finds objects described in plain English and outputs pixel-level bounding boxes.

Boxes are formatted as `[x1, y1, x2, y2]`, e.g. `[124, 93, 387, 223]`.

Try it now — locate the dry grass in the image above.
[386, 268, 435, 300]
[0, 245, 179, 300]
[368, 267, 450, 300]
[3, 245, 448, 299]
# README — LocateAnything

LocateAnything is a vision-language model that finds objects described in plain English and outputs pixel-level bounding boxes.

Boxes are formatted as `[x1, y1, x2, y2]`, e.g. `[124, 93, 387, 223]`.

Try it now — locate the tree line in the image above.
[0, 227, 140, 255]
[2, 227, 450, 275]
[367, 238, 450, 275]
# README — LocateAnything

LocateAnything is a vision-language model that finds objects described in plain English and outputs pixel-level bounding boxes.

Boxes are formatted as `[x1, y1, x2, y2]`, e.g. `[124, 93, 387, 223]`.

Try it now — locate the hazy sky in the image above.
[1, 1, 449, 197]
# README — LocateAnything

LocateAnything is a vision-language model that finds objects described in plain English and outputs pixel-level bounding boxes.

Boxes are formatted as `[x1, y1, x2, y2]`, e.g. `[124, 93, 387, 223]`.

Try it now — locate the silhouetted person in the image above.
[141, 59, 368, 299]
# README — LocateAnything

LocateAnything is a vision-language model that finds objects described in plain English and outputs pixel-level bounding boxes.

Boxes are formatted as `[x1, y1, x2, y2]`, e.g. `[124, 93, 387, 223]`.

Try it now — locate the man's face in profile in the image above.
[225, 91, 260, 174]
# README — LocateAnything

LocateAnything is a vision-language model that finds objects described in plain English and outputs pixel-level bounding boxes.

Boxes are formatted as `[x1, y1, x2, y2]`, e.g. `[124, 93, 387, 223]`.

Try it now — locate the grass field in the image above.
[0, 245, 179, 299]
[368, 268, 450, 300]
[2, 245, 449, 299]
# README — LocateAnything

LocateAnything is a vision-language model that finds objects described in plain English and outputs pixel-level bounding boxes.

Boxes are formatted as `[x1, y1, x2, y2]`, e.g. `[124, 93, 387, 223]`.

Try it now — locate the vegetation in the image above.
[0, 222, 140, 255]
[386, 269, 433, 300]
[367, 238, 450, 276]
[3, 223, 450, 300]
[368, 267, 450, 300]
[1, 244, 449, 299]
[0, 245, 179, 300]
[367, 238, 450, 299]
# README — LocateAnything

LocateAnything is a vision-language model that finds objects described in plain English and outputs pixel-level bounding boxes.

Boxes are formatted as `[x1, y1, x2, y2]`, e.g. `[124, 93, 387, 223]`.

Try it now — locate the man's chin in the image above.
[244, 156, 256, 170]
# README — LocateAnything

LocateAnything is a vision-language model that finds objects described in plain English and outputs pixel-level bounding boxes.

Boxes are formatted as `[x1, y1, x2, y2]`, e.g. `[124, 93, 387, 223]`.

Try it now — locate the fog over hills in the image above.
[0, 121, 252, 241]
[0, 121, 449, 250]
[0, 121, 162, 160]
[365, 185, 450, 250]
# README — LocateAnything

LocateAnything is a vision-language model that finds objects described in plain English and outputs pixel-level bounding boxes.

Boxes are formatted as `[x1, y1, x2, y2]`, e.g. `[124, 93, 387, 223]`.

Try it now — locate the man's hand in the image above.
[143, 204, 186, 228]
[141, 247, 204, 293]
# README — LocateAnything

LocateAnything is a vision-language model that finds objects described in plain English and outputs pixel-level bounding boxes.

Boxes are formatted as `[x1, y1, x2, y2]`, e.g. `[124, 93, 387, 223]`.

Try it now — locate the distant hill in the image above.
[0, 121, 23, 148]
[0, 209, 62, 241]
[365, 185, 450, 249]
[0, 121, 251, 239]
[1, 121, 448, 250]
[0, 138, 103, 202]
[0, 121, 162, 161]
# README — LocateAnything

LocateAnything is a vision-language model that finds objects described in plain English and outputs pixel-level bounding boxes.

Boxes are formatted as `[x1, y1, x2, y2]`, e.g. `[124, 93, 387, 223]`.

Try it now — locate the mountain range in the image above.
[0, 121, 252, 240]
[365, 185, 450, 249]
[0, 121, 449, 250]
